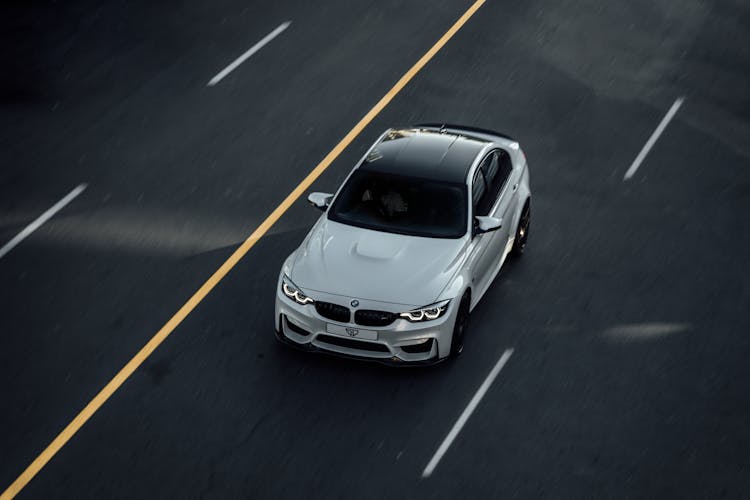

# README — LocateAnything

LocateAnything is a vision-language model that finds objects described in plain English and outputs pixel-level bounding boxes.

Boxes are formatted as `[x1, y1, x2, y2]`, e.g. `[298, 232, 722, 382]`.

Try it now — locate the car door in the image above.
[468, 153, 499, 293]
[470, 149, 517, 295]
[485, 149, 517, 259]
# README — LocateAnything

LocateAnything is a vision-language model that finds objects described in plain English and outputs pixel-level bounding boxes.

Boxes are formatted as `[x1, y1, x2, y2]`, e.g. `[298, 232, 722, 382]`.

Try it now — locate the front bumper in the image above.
[274, 288, 457, 366]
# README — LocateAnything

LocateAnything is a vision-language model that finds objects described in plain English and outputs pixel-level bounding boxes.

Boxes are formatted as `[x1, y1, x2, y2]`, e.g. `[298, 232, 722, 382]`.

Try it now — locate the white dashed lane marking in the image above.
[422, 348, 514, 478]
[207, 21, 291, 87]
[0, 184, 87, 260]
[624, 97, 685, 181]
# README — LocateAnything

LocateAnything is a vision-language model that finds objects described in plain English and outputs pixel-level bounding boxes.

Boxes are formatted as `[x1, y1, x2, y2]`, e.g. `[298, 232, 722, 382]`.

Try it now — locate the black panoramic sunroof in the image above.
[358, 129, 486, 184]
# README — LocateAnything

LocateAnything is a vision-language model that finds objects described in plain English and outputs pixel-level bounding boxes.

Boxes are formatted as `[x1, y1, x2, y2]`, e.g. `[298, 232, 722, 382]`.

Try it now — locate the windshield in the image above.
[328, 170, 467, 238]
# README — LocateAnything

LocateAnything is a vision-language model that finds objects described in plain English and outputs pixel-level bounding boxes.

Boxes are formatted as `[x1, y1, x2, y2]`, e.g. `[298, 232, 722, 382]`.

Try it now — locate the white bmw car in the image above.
[275, 124, 531, 365]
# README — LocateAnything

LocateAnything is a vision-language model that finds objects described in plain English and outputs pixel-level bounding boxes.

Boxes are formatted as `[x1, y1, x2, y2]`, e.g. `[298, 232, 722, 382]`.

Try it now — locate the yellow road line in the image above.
[0, 1, 486, 497]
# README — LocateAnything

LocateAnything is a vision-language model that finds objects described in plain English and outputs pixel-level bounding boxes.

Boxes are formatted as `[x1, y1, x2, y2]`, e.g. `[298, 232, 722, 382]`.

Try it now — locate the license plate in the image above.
[326, 323, 378, 341]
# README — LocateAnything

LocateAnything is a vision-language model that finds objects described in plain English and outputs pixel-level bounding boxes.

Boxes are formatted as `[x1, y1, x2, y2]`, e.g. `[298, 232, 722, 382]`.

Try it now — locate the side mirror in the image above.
[474, 216, 503, 235]
[307, 192, 333, 211]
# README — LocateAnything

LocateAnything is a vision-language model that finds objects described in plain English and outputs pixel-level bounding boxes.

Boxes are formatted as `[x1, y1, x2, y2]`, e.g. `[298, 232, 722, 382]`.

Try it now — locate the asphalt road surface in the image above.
[2, 0, 749, 498]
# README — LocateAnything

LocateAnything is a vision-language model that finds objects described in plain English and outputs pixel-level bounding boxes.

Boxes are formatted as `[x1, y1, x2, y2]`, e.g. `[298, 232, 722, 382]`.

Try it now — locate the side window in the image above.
[475, 152, 501, 216]
[471, 168, 488, 214]
[495, 149, 512, 190]
[481, 153, 499, 187]
[474, 149, 515, 218]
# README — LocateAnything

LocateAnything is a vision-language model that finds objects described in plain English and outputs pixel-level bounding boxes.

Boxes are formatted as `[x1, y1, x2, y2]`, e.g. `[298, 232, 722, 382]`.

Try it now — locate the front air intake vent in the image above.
[315, 301, 350, 323]
[354, 310, 397, 327]
[317, 335, 390, 353]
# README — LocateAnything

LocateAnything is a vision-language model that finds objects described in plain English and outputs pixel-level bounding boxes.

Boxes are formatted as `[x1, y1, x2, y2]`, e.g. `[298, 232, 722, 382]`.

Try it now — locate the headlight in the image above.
[399, 300, 450, 322]
[281, 275, 314, 305]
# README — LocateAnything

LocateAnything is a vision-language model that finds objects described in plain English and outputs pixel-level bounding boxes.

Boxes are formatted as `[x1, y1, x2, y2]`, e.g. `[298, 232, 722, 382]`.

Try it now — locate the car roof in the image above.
[357, 128, 487, 183]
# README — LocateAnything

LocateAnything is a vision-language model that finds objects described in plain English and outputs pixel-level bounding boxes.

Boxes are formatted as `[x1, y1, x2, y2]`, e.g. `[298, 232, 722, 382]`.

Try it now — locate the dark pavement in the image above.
[1, 0, 749, 498]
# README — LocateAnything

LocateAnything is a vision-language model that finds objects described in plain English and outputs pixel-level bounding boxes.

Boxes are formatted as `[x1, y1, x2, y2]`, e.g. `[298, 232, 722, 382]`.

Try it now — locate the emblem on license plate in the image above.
[346, 327, 359, 337]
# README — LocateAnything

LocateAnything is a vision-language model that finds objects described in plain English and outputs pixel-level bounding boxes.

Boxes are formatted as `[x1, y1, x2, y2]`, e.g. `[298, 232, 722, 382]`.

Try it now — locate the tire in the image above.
[450, 293, 471, 357]
[511, 200, 530, 257]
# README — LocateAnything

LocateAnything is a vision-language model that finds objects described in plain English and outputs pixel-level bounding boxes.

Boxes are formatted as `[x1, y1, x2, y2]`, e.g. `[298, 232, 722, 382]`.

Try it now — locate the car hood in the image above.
[291, 218, 467, 307]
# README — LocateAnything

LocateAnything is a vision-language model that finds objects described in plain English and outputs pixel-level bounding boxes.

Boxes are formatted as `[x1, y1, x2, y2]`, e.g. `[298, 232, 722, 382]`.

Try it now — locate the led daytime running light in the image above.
[282, 277, 314, 305]
[399, 300, 450, 322]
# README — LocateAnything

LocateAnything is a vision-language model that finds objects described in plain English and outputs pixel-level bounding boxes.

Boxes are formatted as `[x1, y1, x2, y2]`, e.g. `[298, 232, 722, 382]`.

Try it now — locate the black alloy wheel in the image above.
[450, 293, 471, 356]
[511, 200, 531, 257]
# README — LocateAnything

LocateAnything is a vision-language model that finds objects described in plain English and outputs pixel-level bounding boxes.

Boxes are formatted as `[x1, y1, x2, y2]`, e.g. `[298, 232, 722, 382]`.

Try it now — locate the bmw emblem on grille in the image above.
[350, 299, 359, 307]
